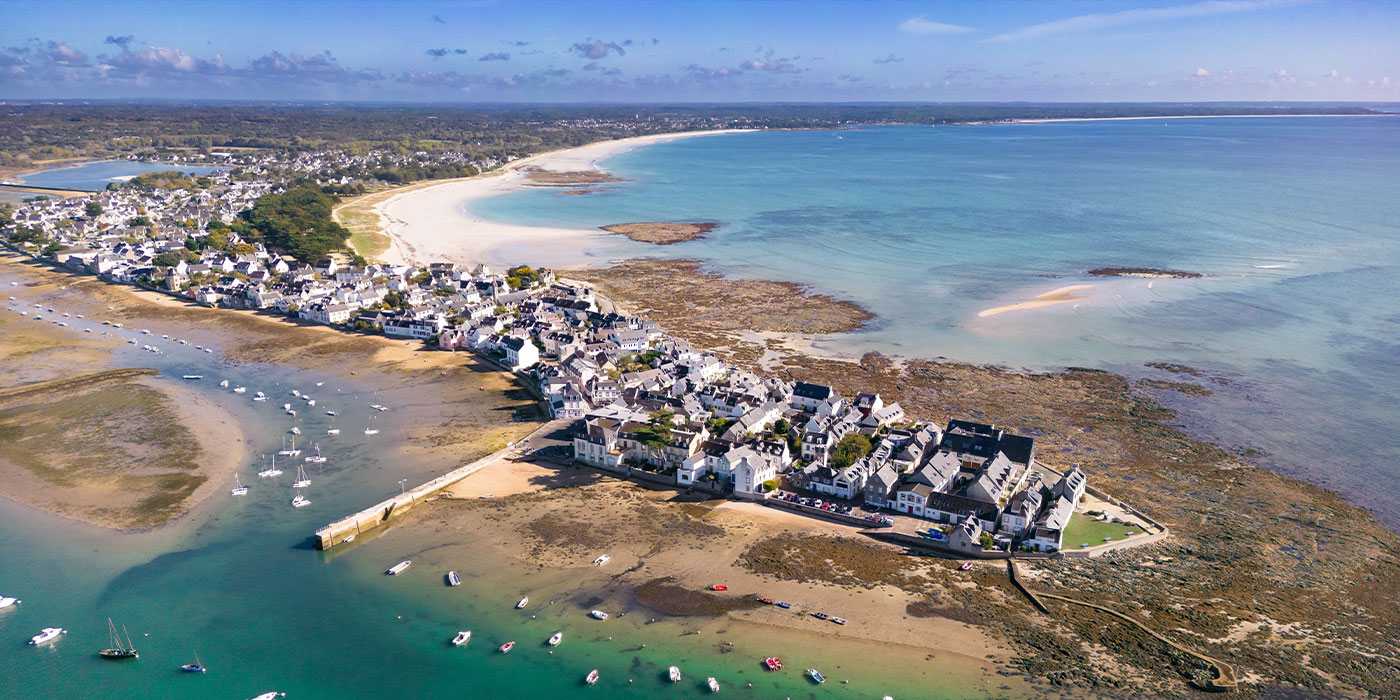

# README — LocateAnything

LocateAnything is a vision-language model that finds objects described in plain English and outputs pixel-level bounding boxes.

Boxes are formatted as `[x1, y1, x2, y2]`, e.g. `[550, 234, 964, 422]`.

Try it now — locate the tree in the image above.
[84, 201, 103, 218]
[239, 185, 350, 262]
[830, 433, 873, 469]
[128, 216, 152, 228]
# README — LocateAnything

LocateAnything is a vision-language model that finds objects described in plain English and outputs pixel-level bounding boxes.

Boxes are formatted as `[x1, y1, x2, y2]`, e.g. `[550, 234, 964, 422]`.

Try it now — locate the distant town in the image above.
[3, 147, 1097, 556]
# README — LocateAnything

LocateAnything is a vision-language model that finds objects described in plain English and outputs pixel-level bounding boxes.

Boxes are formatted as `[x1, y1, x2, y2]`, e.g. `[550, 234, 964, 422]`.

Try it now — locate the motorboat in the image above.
[811, 612, 829, 620]
[325, 410, 338, 416]
[710, 584, 728, 591]
[253, 392, 267, 401]
[246, 693, 285, 700]
[0, 596, 21, 611]
[668, 666, 682, 683]
[589, 610, 608, 620]
[307, 399, 316, 407]
[756, 597, 774, 605]
[286, 410, 297, 418]
[292, 390, 301, 397]
[387, 561, 411, 575]
[364, 429, 379, 435]
[516, 596, 529, 609]
[547, 631, 563, 646]
[585, 669, 600, 685]
[592, 554, 610, 566]
[219, 380, 229, 387]
[233, 386, 247, 394]
[291, 492, 310, 508]
[960, 561, 973, 571]
[447, 571, 461, 587]
[763, 657, 783, 671]
[775, 601, 792, 609]
[98, 619, 140, 659]
[182, 375, 203, 380]
[283, 403, 292, 411]
[806, 669, 825, 684]
[831, 617, 847, 625]
[327, 429, 340, 435]
[708, 677, 719, 693]
[29, 627, 65, 646]
[499, 641, 514, 653]
[451, 630, 471, 647]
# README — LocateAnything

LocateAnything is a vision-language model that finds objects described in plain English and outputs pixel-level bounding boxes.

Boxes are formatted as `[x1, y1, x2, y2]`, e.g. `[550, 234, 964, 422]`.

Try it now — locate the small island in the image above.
[521, 168, 624, 187]
[599, 222, 719, 245]
[1087, 267, 1203, 279]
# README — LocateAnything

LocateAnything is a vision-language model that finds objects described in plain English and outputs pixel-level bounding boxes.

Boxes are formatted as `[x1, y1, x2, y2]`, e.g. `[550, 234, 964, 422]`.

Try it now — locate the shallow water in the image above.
[473, 118, 1400, 528]
[18, 161, 226, 192]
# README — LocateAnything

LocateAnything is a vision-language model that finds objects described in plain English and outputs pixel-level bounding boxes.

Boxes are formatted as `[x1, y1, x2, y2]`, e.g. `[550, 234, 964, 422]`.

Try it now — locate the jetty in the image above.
[313, 420, 560, 549]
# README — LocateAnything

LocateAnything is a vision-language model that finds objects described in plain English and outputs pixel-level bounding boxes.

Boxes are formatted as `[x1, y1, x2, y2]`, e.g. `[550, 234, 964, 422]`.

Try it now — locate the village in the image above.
[2, 153, 1122, 559]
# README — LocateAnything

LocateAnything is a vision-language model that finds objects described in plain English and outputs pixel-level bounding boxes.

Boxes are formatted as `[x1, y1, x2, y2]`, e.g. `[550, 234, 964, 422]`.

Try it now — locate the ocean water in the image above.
[0, 283, 972, 700]
[473, 118, 1400, 529]
[19, 161, 226, 192]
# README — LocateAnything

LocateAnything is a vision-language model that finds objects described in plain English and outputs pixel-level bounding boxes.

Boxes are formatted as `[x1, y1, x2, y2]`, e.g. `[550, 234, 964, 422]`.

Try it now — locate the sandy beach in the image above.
[977, 284, 1094, 317]
[372, 129, 754, 268]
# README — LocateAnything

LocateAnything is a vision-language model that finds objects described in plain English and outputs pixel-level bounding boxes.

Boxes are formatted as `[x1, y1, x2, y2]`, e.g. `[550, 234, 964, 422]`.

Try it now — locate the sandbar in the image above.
[977, 284, 1093, 317]
[371, 129, 755, 268]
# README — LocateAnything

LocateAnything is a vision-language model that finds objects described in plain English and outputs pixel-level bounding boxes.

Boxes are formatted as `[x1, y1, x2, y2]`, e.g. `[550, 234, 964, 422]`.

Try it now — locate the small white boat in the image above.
[516, 596, 529, 609]
[806, 669, 825, 684]
[590, 610, 608, 620]
[292, 390, 301, 397]
[0, 596, 20, 611]
[343, 535, 355, 543]
[289, 426, 300, 435]
[286, 409, 297, 417]
[219, 380, 229, 388]
[203, 348, 212, 353]
[316, 382, 324, 386]
[708, 677, 719, 693]
[283, 403, 292, 411]
[307, 400, 316, 407]
[669, 666, 682, 683]
[305, 445, 326, 464]
[257, 455, 283, 478]
[547, 631, 563, 646]
[29, 627, 65, 646]
[447, 571, 461, 587]
[376, 406, 389, 412]
[327, 429, 340, 435]
[585, 669, 600, 685]
[325, 410, 338, 416]
[246, 693, 285, 700]
[592, 554, 611, 566]
[253, 392, 267, 401]
[387, 560, 411, 575]
[364, 429, 379, 435]
[293, 465, 311, 489]
[451, 630, 471, 647]
[233, 386, 247, 393]
[231, 474, 248, 496]
[182, 375, 203, 380]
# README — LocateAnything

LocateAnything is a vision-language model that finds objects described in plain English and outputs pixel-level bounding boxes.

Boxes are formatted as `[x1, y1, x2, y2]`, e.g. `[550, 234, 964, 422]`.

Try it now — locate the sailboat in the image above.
[284, 436, 301, 456]
[257, 454, 282, 478]
[305, 444, 326, 464]
[180, 651, 207, 673]
[98, 618, 139, 659]
[219, 379, 229, 388]
[291, 489, 310, 508]
[230, 473, 248, 496]
[293, 465, 311, 489]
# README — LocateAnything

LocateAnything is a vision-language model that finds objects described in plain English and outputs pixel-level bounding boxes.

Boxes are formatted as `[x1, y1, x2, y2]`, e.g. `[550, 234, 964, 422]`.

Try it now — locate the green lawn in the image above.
[1061, 512, 1142, 549]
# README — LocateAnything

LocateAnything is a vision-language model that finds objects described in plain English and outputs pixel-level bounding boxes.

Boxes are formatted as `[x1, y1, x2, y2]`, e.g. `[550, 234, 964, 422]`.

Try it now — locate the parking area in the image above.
[771, 490, 896, 527]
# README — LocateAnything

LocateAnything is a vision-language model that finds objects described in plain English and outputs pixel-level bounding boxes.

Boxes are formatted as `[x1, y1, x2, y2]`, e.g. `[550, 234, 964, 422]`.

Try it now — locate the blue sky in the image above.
[2, 0, 1396, 102]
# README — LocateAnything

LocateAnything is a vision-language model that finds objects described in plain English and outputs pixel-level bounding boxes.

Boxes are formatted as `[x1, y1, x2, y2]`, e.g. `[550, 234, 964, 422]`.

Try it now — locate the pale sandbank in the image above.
[977, 284, 1093, 318]
[373, 129, 755, 268]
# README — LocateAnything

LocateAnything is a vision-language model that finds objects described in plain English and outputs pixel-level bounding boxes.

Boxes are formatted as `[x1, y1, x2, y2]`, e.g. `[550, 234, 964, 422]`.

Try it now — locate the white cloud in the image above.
[1195, 67, 1209, 76]
[899, 17, 974, 35]
[986, 0, 1303, 42]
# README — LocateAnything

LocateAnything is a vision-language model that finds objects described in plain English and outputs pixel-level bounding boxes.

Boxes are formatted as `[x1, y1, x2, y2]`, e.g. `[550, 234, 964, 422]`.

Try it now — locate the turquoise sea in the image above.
[19, 161, 227, 192]
[474, 118, 1400, 530]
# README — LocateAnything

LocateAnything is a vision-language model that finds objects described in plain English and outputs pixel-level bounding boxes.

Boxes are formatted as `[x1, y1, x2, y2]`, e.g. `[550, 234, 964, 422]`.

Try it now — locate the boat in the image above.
[710, 584, 728, 591]
[233, 386, 247, 393]
[219, 380, 229, 388]
[592, 554, 610, 566]
[257, 455, 282, 478]
[277, 436, 300, 456]
[499, 641, 514, 653]
[287, 411, 297, 419]
[387, 560, 411, 575]
[292, 390, 301, 397]
[253, 392, 267, 401]
[585, 669, 600, 685]
[806, 669, 825, 684]
[293, 465, 311, 488]
[451, 630, 471, 647]
[811, 612, 829, 620]
[959, 562, 973, 571]
[0, 596, 20, 611]
[757, 597, 774, 605]
[516, 596, 529, 609]
[246, 693, 284, 700]
[204, 348, 212, 353]
[668, 666, 682, 683]
[29, 627, 65, 646]
[326, 410, 338, 416]
[307, 400, 316, 407]
[547, 631, 563, 646]
[283, 403, 292, 411]
[708, 677, 720, 693]
[305, 445, 326, 464]
[180, 651, 207, 673]
[98, 618, 139, 659]
[775, 601, 792, 609]
[763, 657, 783, 671]
[343, 535, 355, 543]
[364, 429, 379, 435]
[231, 474, 248, 496]
[831, 617, 847, 625]
[447, 571, 461, 587]
[327, 429, 340, 435]
[182, 375, 203, 380]
[291, 491, 310, 508]
[590, 610, 608, 620]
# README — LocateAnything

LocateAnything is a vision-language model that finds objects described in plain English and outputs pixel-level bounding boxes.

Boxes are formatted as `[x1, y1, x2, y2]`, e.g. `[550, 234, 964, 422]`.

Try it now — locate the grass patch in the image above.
[1060, 512, 1142, 549]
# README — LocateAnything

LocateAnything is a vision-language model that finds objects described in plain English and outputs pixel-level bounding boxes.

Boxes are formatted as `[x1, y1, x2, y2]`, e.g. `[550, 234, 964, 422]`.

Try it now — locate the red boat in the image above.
[757, 597, 775, 605]
[764, 657, 784, 671]
[710, 585, 728, 591]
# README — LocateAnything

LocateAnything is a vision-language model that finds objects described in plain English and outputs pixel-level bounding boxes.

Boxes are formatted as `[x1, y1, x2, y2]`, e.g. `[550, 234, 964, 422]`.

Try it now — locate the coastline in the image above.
[371, 129, 755, 267]
[1005, 112, 1399, 125]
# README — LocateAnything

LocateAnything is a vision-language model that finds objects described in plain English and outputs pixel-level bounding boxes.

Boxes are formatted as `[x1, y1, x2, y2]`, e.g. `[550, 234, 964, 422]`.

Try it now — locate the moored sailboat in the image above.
[291, 490, 309, 508]
[180, 650, 206, 673]
[230, 473, 248, 496]
[305, 444, 326, 464]
[98, 618, 139, 659]
[293, 465, 311, 489]
[708, 677, 719, 693]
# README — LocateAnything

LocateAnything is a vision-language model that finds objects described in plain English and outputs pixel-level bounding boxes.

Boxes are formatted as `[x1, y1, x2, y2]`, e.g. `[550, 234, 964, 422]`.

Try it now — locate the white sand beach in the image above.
[977, 284, 1094, 317]
[374, 129, 754, 268]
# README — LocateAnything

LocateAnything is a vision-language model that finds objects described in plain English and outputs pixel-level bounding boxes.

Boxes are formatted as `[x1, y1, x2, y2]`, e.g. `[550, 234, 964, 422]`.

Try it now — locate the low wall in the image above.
[866, 530, 1011, 560]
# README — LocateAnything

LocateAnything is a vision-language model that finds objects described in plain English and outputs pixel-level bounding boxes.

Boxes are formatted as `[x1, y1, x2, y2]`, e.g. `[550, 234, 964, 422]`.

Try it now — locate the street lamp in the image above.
[399, 478, 407, 495]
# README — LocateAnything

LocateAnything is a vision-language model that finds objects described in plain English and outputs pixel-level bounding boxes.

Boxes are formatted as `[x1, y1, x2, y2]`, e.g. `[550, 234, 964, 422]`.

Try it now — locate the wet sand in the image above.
[977, 284, 1094, 317]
